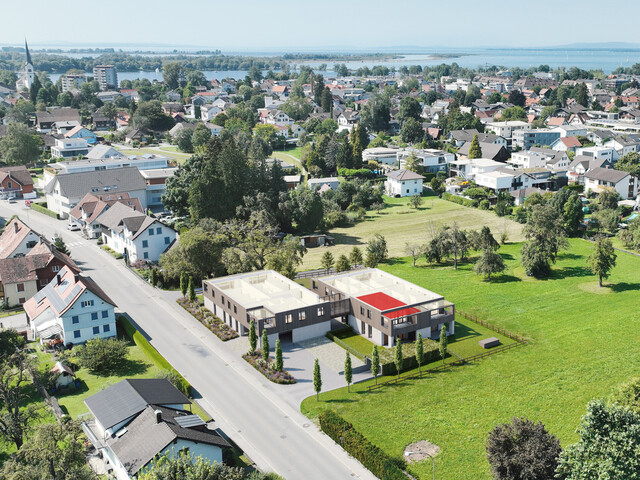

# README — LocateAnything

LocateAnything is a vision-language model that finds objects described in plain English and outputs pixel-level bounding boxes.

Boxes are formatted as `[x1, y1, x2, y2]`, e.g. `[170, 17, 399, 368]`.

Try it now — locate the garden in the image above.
[302, 238, 640, 479]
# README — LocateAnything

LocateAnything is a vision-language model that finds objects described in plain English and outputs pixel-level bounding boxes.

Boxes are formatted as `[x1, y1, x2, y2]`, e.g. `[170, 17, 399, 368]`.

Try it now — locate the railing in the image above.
[295, 264, 365, 279]
[366, 311, 528, 392]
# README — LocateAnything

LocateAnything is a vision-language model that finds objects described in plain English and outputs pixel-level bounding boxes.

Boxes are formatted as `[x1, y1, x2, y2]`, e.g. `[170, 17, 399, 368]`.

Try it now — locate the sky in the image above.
[4, 0, 640, 52]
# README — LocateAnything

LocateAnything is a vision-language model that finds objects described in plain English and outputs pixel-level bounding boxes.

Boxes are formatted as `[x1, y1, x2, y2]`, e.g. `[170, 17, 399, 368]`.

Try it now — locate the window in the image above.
[312, 280, 317, 289]
[317, 307, 325, 316]
[233, 305, 237, 314]
[360, 306, 364, 315]
[74, 330, 81, 339]
[102, 310, 109, 318]
[149, 229, 155, 236]
[156, 227, 161, 234]
[18, 297, 25, 304]
[91, 312, 98, 320]
[7, 181, 11, 189]
[93, 326, 99, 334]
[367, 310, 371, 319]
[17, 283, 24, 292]
[143, 252, 149, 259]
[324, 288, 328, 295]
[82, 300, 94, 308]
[204, 284, 208, 292]
[72, 315, 79, 324]
[142, 240, 148, 248]
[285, 314, 293, 324]
[103, 324, 110, 333]
[164, 236, 171, 245]
[52, 265, 60, 272]
[299, 311, 306, 321]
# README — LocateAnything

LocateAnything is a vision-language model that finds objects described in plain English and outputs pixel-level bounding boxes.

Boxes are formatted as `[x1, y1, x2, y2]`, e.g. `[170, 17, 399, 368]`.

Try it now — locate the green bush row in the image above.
[442, 192, 478, 208]
[338, 167, 375, 178]
[117, 315, 192, 396]
[30, 202, 59, 219]
[318, 410, 406, 480]
[378, 338, 440, 376]
[325, 329, 366, 361]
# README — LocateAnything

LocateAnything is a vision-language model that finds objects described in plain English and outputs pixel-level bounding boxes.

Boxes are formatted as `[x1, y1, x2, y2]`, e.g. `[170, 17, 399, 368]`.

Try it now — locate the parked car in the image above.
[67, 221, 81, 231]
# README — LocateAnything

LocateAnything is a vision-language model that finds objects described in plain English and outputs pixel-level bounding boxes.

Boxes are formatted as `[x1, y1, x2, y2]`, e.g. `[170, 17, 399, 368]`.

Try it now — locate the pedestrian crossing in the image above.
[66, 241, 85, 248]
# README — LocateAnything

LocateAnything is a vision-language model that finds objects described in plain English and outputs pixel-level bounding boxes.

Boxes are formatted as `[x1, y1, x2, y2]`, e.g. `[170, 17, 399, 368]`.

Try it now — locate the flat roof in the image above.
[205, 270, 324, 315]
[451, 158, 504, 167]
[357, 292, 419, 319]
[321, 268, 444, 307]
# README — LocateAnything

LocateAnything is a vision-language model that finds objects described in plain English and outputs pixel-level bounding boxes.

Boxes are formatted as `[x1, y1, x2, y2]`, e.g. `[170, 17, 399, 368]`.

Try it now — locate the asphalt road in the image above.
[2, 202, 376, 480]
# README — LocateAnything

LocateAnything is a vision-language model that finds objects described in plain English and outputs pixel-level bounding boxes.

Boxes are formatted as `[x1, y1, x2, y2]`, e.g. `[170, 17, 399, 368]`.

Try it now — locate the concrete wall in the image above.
[291, 320, 332, 343]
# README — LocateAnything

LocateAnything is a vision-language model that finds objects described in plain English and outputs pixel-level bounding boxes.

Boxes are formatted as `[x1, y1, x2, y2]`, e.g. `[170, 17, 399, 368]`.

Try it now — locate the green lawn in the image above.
[331, 328, 378, 358]
[446, 317, 516, 359]
[116, 147, 191, 164]
[301, 196, 524, 269]
[302, 239, 640, 479]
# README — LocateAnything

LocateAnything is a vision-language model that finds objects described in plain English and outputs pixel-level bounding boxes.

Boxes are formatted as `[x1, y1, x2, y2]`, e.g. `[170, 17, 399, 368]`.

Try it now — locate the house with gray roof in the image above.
[95, 202, 176, 263]
[44, 166, 147, 219]
[83, 378, 230, 480]
[457, 141, 510, 163]
[584, 167, 638, 200]
[385, 169, 424, 197]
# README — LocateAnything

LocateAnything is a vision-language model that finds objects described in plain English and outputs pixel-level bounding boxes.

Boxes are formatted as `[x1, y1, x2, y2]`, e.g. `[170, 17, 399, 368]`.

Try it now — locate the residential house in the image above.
[508, 151, 550, 169]
[529, 147, 571, 170]
[51, 138, 90, 159]
[337, 110, 360, 132]
[125, 129, 147, 145]
[65, 126, 98, 145]
[576, 146, 619, 163]
[92, 112, 115, 130]
[83, 379, 230, 480]
[474, 167, 538, 193]
[44, 166, 148, 219]
[24, 265, 117, 345]
[308, 177, 340, 191]
[93, 65, 118, 91]
[584, 167, 638, 200]
[604, 135, 640, 157]
[550, 136, 582, 153]
[95, 203, 176, 262]
[567, 155, 613, 185]
[0, 218, 43, 259]
[205, 123, 224, 136]
[363, 147, 400, 166]
[35, 108, 81, 133]
[264, 110, 294, 126]
[385, 169, 424, 197]
[139, 168, 178, 210]
[60, 74, 86, 93]
[513, 128, 562, 150]
[0, 166, 34, 199]
[96, 91, 122, 104]
[450, 158, 505, 181]
[456, 142, 510, 163]
[69, 192, 144, 239]
[200, 104, 223, 122]
[448, 129, 507, 149]
[54, 121, 81, 135]
[397, 148, 455, 174]
[168, 122, 195, 138]
[510, 187, 545, 206]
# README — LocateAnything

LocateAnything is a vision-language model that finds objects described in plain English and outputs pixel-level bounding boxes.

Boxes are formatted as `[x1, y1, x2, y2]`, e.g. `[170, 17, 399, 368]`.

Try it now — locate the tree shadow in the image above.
[500, 253, 515, 261]
[90, 359, 150, 377]
[329, 233, 362, 246]
[486, 274, 522, 284]
[610, 282, 640, 293]
[557, 252, 583, 260]
[549, 266, 592, 280]
[449, 321, 482, 343]
[325, 398, 357, 404]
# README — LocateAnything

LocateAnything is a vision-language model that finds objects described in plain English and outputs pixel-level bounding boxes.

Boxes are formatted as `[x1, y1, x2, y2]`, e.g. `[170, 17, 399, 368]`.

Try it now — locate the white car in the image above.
[67, 222, 81, 231]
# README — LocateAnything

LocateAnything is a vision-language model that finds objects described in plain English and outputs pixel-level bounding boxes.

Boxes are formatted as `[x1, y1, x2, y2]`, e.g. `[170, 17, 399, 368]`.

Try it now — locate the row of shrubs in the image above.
[176, 298, 239, 341]
[318, 410, 407, 480]
[242, 351, 296, 385]
[325, 329, 366, 361]
[30, 202, 59, 219]
[100, 245, 123, 259]
[117, 315, 192, 396]
[441, 192, 479, 208]
[337, 167, 376, 178]
[378, 337, 440, 376]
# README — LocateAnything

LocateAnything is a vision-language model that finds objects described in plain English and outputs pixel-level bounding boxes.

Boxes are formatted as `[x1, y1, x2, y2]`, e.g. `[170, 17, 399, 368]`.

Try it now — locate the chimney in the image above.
[56, 274, 62, 285]
[14, 222, 18, 234]
[154, 409, 162, 424]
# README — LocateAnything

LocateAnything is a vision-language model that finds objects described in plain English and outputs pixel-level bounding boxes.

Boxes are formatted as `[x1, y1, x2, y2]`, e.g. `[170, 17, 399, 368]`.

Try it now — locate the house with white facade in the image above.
[385, 169, 424, 197]
[96, 203, 176, 262]
[264, 110, 294, 126]
[68, 192, 144, 239]
[337, 110, 360, 132]
[450, 158, 505, 181]
[83, 379, 230, 480]
[50, 138, 90, 159]
[584, 168, 638, 200]
[576, 146, 619, 163]
[508, 151, 550, 170]
[0, 218, 42, 259]
[397, 148, 455, 174]
[363, 147, 400, 166]
[474, 167, 538, 193]
[24, 266, 117, 345]
[44, 167, 147, 219]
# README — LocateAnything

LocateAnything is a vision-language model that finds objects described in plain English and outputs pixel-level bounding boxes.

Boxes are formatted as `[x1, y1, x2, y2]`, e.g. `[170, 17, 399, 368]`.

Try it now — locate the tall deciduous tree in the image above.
[486, 417, 562, 480]
[313, 358, 322, 401]
[439, 323, 448, 365]
[0, 123, 42, 166]
[162, 62, 185, 89]
[587, 235, 617, 287]
[521, 204, 568, 278]
[563, 194, 584, 237]
[364, 234, 388, 268]
[344, 351, 352, 392]
[474, 250, 506, 280]
[397, 96, 422, 124]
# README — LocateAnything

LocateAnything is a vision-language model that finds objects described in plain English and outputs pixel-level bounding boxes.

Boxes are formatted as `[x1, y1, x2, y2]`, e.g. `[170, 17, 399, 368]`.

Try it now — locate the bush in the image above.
[479, 199, 490, 210]
[242, 351, 296, 384]
[118, 316, 192, 396]
[176, 298, 238, 341]
[318, 410, 406, 480]
[76, 337, 129, 374]
[378, 338, 440, 375]
[338, 167, 375, 178]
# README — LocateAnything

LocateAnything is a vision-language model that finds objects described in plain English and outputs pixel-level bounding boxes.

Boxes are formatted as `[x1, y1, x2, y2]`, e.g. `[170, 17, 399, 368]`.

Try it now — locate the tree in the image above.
[162, 62, 185, 89]
[415, 332, 424, 374]
[615, 151, 640, 177]
[574, 82, 589, 107]
[261, 329, 269, 363]
[408, 194, 423, 210]
[393, 338, 404, 378]
[275, 339, 283, 372]
[0, 123, 42, 166]
[404, 242, 423, 267]
[180, 272, 188, 297]
[508, 89, 526, 107]
[439, 323, 448, 365]
[188, 275, 196, 302]
[556, 400, 640, 479]
[400, 117, 424, 144]
[587, 235, 617, 287]
[597, 187, 619, 210]
[100, 102, 118, 123]
[486, 417, 562, 480]
[344, 351, 352, 392]
[360, 93, 391, 132]
[498, 106, 527, 122]
[468, 133, 482, 159]
[76, 337, 129, 374]
[191, 123, 211, 150]
[563, 194, 584, 237]
[397, 96, 422, 124]
[132, 100, 174, 132]
[313, 358, 322, 401]
[150, 267, 158, 287]
[335, 254, 351, 272]
[371, 345, 380, 385]
[474, 250, 506, 280]
[53, 237, 70, 256]
[430, 176, 444, 195]
[0, 418, 96, 480]
[479, 226, 500, 252]
[349, 246, 363, 266]
[174, 128, 193, 153]
[320, 251, 334, 272]
[248, 320, 257, 355]
[521, 204, 568, 278]
[610, 377, 640, 413]
[364, 234, 388, 267]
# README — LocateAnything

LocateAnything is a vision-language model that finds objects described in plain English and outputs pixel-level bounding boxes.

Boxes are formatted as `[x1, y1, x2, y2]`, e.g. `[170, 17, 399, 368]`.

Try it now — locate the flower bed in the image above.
[176, 298, 238, 341]
[242, 351, 296, 384]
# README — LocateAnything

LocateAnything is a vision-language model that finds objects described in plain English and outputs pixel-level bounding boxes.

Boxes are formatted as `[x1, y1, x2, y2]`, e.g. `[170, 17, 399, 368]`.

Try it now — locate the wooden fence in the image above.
[366, 311, 528, 392]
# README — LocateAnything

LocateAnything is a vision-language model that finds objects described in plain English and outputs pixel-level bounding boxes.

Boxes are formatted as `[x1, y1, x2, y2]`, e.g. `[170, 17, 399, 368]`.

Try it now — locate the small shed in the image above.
[50, 361, 75, 388]
[300, 234, 335, 248]
[479, 337, 501, 349]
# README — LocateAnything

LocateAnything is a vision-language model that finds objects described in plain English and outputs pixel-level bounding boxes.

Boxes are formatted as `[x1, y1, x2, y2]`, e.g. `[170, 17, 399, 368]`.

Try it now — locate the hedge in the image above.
[338, 167, 375, 178]
[318, 410, 406, 480]
[118, 315, 192, 396]
[378, 338, 440, 376]
[31, 202, 59, 219]
[442, 192, 478, 208]
[326, 329, 366, 361]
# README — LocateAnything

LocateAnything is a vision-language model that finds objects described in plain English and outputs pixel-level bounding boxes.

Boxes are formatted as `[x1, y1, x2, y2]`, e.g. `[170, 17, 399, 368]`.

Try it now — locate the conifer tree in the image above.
[344, 351, 352, 392]
[313, 358, 322, 401]
[371, 345, 380, 385]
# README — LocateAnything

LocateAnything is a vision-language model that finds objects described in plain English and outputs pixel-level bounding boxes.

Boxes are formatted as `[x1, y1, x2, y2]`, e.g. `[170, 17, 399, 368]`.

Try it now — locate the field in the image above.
[301, 239, 640, 479]
[301, 196, 524, 269]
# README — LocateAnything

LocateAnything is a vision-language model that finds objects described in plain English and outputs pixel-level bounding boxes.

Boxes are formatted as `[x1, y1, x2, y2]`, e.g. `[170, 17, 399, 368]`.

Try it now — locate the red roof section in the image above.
[357, 292, 419, 319]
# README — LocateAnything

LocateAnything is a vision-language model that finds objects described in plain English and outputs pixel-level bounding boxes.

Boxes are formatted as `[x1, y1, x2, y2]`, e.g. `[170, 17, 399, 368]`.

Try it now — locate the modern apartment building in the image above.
[93, 65, 118, 91]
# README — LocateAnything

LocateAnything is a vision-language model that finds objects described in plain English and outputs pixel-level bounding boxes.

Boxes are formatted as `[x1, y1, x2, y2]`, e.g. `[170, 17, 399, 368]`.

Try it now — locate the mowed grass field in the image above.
[301, 239, 640, 479]
[301, 196, 524, 269]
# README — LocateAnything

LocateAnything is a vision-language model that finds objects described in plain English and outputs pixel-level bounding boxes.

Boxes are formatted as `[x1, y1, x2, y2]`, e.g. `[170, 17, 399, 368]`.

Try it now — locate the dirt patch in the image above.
[404, 440, 440, 464]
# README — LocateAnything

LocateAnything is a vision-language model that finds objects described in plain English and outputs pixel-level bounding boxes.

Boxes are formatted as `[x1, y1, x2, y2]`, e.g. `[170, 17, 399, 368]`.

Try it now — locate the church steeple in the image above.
[24, 39, 33, 66]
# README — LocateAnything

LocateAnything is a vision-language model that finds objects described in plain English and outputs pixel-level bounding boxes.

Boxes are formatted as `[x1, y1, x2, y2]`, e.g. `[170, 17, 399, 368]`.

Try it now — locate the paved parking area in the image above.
[297, 336, 366, 374]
